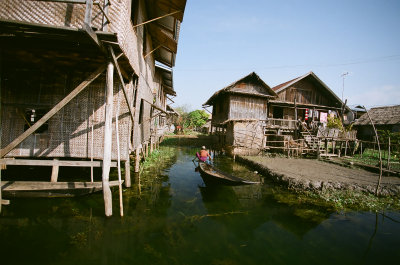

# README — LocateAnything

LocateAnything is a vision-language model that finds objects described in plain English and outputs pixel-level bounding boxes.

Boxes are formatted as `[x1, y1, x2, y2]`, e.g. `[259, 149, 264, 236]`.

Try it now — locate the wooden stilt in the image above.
[50, 159, 59, 183]
[115, 86, 124, 217]
[150, 139, 153, 153]
[145, 142, 149, 157]
[345, 141, 348, 156]
[134, 147, 140, 173]
[102, 61, 114, 217]
[125, 159, 131, 187]
[91, 108, 94, 182]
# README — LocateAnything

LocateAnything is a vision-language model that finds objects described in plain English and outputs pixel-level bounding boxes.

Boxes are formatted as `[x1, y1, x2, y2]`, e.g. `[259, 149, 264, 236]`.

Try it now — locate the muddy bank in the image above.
[237, 156, 400, 196]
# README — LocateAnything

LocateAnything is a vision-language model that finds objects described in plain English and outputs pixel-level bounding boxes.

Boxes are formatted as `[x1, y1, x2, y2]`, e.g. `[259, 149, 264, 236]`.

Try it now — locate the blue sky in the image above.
[172, 0, 400, 111]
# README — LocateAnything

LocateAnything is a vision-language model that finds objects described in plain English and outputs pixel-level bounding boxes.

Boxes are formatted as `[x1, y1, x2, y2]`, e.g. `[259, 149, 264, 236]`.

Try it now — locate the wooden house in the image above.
[204, 71, 356, 157]
[269, 71, 350, 129]
[203, 72, 277, 155]
[0, 0, 186, 215]
[353, 105, 400, 141]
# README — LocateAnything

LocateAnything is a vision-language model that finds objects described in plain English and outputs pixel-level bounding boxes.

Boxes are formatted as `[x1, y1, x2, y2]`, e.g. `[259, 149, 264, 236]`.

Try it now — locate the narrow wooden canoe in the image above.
[1, 180, 122, 198]
[198, 162, 260, 186]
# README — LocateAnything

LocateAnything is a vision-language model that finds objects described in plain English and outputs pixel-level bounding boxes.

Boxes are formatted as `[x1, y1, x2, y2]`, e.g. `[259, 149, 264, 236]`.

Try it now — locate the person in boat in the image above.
[196, 146, 212, 163]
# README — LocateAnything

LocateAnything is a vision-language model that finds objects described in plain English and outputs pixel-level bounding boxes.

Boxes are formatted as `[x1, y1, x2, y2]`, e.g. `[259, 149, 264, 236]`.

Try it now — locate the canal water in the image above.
[1, 146, 400, 265]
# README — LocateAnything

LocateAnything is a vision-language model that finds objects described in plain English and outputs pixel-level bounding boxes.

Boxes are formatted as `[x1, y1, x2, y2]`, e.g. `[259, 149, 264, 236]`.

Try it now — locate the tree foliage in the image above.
[186, 110, 209, 129]
[174, 105, 209, 133]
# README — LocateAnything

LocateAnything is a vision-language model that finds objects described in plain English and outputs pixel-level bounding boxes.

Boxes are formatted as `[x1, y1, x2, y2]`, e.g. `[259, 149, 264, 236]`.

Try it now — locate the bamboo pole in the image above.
[102, 61, 114, 217]
[360, 106, 383, 195]
[115, 87, 124, 217]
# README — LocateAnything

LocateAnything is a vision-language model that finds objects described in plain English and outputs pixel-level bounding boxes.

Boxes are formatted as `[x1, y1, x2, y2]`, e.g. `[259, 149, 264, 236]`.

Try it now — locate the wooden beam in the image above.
[132, 10, 182, 28]
[0, 64, 106, 158]
[144, 44, 162, 59]
[108, 46, 135, 123]
[34, 0, 86, 3]
[0, 159, 117, 167]
[142, 98, 167, 114]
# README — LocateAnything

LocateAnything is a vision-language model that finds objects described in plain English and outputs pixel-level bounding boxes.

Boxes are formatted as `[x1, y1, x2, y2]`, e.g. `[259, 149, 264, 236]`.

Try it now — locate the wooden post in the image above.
[50, 159, 59, 183]
[102, 61, 114, 217]
[325, 139, 328, 156]
[150, 138, 153, 153]
[115, 85, 124, 217]
[134, 147, 140, 173]
[387, 136, 391, 171]
[360, 141, 363, 157]
[345, 141, 348, 156]
[294, 97, 298, 139]
[125, 159, 131, 187]
[84, 0, 93, 27]
[91, 108, 94, 182]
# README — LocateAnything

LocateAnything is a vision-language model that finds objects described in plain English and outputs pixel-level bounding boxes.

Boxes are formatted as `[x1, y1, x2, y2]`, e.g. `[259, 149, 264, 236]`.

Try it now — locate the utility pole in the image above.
[341, 72, 349, 102]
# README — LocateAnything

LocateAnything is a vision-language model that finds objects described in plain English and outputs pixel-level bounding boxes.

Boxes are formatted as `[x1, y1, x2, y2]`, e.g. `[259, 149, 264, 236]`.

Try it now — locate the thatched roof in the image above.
[203, 72, 277, 106]
[354, 105, 400, 126]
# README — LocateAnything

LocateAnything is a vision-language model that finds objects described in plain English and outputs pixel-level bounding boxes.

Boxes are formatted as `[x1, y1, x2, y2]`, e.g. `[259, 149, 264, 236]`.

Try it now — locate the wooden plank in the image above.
[0, 64, 106, 158]
[1, 181, 122, 191]
[1, 180, 122, 198]
[108, 46, 135, 123]
[1, 159, 117, 167]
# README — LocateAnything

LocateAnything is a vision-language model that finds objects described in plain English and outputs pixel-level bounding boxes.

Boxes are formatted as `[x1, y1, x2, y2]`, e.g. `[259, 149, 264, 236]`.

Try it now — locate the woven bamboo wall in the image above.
[0, 0, 140, 75]
[1, 68, 133, 161]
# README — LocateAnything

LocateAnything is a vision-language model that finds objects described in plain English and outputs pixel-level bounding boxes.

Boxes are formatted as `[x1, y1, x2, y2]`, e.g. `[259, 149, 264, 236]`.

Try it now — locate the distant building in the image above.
[354, 105, 400, 140]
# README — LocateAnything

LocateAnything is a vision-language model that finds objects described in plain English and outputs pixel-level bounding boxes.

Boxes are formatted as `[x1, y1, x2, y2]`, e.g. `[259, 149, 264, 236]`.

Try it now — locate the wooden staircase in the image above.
[300, 131, 324, 156]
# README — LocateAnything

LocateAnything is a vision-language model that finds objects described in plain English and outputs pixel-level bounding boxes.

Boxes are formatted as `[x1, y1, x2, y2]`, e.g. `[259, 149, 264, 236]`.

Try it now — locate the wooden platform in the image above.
[1, 180, 122, 198]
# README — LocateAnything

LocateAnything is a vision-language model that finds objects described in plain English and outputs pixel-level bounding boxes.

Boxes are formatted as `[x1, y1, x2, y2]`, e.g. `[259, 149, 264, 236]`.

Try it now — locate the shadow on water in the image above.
[1, 146, 400, 265]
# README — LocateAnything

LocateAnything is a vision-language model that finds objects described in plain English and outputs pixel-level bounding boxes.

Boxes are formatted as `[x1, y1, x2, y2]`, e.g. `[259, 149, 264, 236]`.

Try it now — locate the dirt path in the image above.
[237, 156, 400, 196]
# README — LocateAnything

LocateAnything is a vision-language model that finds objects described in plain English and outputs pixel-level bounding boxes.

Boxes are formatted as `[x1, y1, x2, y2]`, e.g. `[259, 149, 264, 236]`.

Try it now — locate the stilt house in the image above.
[204, 71, 355, 156]
[0, 0, 186, 215]
[353, 105, 400, 141]
[203, 72, 278, 155]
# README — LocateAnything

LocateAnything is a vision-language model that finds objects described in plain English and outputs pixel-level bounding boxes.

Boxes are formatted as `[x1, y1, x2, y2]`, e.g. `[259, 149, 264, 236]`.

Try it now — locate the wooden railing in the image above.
[32, 0, 111, 31]
[264, 118, 297, 130]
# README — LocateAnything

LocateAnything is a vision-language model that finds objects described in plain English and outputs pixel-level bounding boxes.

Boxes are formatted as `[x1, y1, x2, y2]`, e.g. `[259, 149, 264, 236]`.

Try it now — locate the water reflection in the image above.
[0, 146, 399, 265]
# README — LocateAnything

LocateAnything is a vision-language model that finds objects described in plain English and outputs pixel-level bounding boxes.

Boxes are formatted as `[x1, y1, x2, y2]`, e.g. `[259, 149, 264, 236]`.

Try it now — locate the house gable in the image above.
[203, 72, 277, 106]
[272, 72, 345, 110]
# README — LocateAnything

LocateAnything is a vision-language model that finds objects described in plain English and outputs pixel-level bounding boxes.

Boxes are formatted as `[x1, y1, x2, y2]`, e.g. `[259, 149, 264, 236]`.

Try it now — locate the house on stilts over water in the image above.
[0, 0, 187, 216]
[204, 71, 357, 157]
